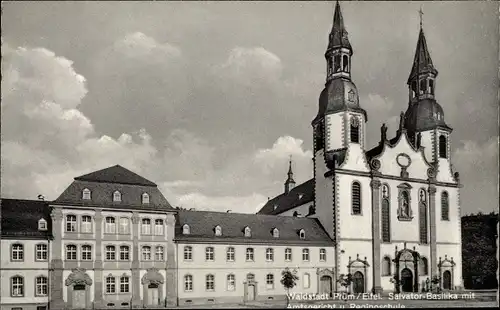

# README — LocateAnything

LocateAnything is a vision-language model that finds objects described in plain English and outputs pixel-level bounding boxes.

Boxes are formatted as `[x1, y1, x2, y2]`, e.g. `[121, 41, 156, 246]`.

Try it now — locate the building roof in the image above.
[327, 1, 352, 51]
[257, 179, 314, 215]
[404, 99, 451, 133]
[175, 210, 333, 244]
[74, 165, 157, 187]
[55, 165, 173, 210]
[407, 28, 438, 85]
[0, 198, 52, 239]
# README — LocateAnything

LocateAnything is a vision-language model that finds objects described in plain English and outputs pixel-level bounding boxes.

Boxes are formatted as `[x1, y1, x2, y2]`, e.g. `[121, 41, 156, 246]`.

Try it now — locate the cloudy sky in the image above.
[1, 1, 498, 215]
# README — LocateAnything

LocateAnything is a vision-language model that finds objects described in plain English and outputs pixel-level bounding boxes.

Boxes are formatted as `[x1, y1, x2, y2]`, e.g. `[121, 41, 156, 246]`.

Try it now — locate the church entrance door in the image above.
[352, 272, 364, 294]
[442, 271, 452, 290]
[401, 268, 413, 292]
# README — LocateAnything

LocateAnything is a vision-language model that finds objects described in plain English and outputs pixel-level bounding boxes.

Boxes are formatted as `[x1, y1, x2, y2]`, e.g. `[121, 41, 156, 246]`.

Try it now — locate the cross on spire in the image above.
[418, 6, 424, 28]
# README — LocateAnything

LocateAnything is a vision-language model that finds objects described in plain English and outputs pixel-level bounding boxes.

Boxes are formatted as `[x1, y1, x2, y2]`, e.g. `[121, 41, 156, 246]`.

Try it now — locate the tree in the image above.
[337, 274, 353, 293]
[281, 268, 299, 307]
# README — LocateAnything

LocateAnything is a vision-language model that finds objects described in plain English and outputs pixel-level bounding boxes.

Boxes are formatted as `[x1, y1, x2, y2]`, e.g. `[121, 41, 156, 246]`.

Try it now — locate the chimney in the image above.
[37, 194, 45, 201]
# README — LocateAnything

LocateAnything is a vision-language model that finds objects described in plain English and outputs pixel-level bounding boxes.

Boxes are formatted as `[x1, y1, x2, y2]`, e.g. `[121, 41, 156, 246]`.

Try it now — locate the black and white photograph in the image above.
[0, 1, 498, 309]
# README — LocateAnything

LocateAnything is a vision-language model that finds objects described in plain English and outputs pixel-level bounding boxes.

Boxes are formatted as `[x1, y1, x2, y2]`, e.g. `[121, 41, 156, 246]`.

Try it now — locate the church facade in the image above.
[258, 1, 462, 294]
[1, 2, 463, 310]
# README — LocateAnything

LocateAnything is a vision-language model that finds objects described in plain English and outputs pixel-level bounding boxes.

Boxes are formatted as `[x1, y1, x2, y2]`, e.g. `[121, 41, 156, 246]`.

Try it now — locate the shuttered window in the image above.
[352, 182, 361, 215]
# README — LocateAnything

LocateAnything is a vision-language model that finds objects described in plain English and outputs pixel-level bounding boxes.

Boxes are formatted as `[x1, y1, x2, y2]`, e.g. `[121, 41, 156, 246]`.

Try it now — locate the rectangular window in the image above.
[303, 273, 310, 289]
[302, 249, 310, 262]
[105, 217, 116, 234]
[36, 277, 48, 296]
[154, 219, 164, 235]
[120, 246, 130, 261]
[227, 274, 235, 291]
[246, 248, 254, 262]
[141, 219, 151, 235]
[120, 277, 129, 293]
[184, 275, 193, 292]
[205, 247, 214, 261]
[106, 246, 116, 261]
[106, 277, 116, 294]
[205, 275, 215, 291]
[12, 244, 24, 261]
[155, 246, 164, 261]
[184, 246, 192, 261]
[266, 274, 274, 290]
[81, 245, 92, 261]
[81, 215, 92, 233]
[266, 248, 274, 262]
[226, 247, 235, 262]
[66, 215, 77, 232]
[285, 248, 292, 262]
[36, 244, 48, 261]
[142, 246, 151, 261]
[66, 245, 77, 260]
[119, 217, 129, 234]
[11, 277, 24, 297]
[319, 249, 326, 262]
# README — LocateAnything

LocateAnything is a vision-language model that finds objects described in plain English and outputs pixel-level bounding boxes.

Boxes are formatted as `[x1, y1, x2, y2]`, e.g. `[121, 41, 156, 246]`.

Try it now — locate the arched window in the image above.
[182, 224, 190, 235]
[142, 193, 150, 204]
[246, 248, 254, 261]
[350, 117, 360, 144]
[141, 218, 151, 235]
[120, 276, 129, 293]
[35, 276, 48, 296]
[119, 246, 130, 261]
[352, 182, 361, 215]
[441, 192, 449, 221]
[285, 248, 292, 261]
[343, 55, 349, 72]
[439, 135, 447, 158]
[205, 274, 215, 291]
[184, 274, 193, 292]
[411, 81, 417, 97]
[227, 274, 236, 291]
[244, 227, 251, 237]
[401, 191, 410, 217]
[154, 219, 164, 236]
[11, 244, 24, 261]
[302, 248, 310, 261]
[215, 225, 222, 236]
[81, 245, 92, 261]
[81, 215, 92, 233]
[299, 229, 305, 240]
[419, 79, 426, 94]
[334, 55, 341, 72]
[11, 276, 24, 297]
[382, 257, 391, 276]
[419, 201, 428, 244]
[419, 257, 428, 275]
[429, 79, 434, 94]
[106, 276, 116, 294]
[66, 244, 77, 260]
[113, 191, 121, 202]
[155, 246, 164, 261]
[141, 246, 151, 261]
[82, 188, 91, 200]
[419, 189, 427, 203]
[106, 245, 116, 261]
[184, 246, 192, 261]
[381, 198, 391, 242]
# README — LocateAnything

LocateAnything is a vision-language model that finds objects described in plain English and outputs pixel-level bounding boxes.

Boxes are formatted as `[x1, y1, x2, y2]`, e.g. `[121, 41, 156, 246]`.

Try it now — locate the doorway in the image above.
[247, 284, 256, 301]
[320, 275, 333, 296]
[352, 272, 365, 294]
[442, 271, 452, 290]
[72, 284, 86, 309]
[401, 268, 413, 292]
[148, 283, 160, 306]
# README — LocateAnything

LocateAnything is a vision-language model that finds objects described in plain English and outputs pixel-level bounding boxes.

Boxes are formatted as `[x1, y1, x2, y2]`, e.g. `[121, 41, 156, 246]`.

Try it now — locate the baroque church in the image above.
[257, 0, 462, 295]
[0, 2, 462, 310]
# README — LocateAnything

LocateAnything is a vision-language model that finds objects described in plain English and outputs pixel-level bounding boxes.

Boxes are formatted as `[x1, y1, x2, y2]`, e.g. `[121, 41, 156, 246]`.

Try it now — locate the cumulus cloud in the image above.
[174, 192, 268, 213]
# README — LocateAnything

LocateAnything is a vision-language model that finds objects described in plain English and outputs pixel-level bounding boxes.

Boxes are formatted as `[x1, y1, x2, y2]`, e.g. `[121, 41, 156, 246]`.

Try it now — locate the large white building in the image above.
[1, 2, 463, 309]
[258, 0, 462, 295]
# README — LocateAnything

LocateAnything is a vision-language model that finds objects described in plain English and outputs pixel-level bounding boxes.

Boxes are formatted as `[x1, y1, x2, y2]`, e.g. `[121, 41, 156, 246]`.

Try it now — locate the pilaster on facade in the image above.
[165, 212, 178, 306]
[50, 207, 65, 310]
[370, 179, 383, 294]
[93, 209, 104, 309]
[427, 184, 438, 279]
[131, 212, 141, 308]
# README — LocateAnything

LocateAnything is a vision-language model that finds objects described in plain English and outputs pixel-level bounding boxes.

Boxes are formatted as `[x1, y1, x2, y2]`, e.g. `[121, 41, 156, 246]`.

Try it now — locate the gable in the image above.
[75, 165, 157, 186]
[257, 179, 314, 215]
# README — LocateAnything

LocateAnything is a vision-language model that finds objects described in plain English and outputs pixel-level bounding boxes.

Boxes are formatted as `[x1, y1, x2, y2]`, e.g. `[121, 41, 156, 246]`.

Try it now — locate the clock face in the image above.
[396, 153, 411, 168]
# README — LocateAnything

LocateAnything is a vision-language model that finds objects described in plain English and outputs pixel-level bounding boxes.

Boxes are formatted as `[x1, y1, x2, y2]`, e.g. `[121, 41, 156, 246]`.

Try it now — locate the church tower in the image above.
[404, 20, 455, 183]
[284, 159, 296, 194]
[312, 1, 368, 158]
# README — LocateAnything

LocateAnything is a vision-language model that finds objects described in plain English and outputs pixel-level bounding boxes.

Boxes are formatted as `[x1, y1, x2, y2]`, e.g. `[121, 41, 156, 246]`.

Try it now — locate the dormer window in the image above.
[348, 89, 355, 102]
[298, 194, 304, 200]
[113, 191, 122, 202]
[82, 188, 91, 200]
[182, 224, 190, 235]
[215, 225, 222, 237]
[38, 219, 47, 231]
[299, 229, 305, 240]
[272, 228, 279, 238]
[142, 193, 150, 204]
[273, 205, 278, 211]
[244, 227, 251, 238]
